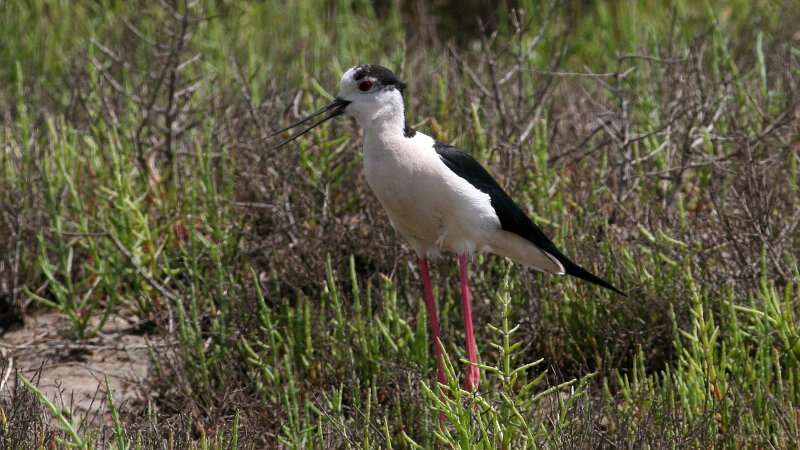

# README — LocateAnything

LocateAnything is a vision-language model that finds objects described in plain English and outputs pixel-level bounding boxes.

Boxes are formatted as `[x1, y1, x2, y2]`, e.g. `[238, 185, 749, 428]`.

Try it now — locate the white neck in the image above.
[349, 89, 407, 141]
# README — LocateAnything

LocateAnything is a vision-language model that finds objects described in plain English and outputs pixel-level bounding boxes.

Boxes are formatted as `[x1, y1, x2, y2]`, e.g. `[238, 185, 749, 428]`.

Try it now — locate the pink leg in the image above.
[419, 257, 447, 425]
[458, 254, 480, 391]
[418, 257, 446, 386]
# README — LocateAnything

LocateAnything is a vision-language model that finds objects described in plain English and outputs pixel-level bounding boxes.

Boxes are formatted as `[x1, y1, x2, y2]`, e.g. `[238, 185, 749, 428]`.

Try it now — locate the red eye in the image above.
[358, 80, 373, 91]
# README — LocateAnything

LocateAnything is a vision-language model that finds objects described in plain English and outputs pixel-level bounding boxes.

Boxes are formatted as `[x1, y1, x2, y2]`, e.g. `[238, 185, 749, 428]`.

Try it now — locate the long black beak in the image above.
[271, 97, 351, 149]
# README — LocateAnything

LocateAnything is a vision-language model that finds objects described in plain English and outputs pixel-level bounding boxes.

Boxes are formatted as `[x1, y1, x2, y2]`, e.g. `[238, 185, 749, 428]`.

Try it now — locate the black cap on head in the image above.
[353, 64, 406, 92]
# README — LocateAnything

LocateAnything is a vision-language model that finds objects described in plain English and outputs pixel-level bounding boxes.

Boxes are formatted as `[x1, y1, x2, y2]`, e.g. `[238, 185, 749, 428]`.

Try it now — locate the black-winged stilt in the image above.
[273, 64, 624, 392]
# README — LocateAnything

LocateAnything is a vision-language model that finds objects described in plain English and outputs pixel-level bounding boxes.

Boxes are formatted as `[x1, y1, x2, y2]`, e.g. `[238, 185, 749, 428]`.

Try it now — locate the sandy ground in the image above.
[0, 311, 164, 423]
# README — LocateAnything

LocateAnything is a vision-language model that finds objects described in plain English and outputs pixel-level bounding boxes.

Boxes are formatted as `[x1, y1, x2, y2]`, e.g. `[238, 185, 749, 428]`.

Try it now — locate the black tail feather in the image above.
[432, 143, 626, 295]
[562, 260, 626, 296]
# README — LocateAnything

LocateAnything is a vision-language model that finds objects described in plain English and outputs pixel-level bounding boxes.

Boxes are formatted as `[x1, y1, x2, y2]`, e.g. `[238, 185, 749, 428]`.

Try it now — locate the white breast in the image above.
[363, 130, 500, 257]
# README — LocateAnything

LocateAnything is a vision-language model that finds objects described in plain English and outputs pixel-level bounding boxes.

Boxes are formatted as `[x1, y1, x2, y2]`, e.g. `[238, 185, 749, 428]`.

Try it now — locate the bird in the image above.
[272, 64, 624, 392]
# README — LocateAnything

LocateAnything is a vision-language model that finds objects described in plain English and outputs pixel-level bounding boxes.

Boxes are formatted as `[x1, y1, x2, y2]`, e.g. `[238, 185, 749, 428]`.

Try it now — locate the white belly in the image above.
[363, 132, 500, 257]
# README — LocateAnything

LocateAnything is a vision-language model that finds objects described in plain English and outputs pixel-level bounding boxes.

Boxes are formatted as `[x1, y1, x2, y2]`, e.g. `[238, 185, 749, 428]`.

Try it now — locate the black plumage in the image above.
[434, 143, 624, 296]
[353, 64, 406, 92]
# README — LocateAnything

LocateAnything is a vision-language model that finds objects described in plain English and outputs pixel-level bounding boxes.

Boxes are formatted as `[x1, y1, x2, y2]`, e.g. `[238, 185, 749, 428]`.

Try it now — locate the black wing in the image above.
[434, 143, 624, 296]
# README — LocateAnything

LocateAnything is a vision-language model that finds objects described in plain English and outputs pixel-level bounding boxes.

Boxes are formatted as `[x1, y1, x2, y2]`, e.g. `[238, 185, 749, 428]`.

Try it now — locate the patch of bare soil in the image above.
[0, 311, 168, 424]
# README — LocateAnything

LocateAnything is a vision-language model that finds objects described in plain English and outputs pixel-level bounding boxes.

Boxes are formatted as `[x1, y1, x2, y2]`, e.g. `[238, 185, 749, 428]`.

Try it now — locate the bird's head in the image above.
[336, 64, 406, 125]
[272, 64, 408, 148]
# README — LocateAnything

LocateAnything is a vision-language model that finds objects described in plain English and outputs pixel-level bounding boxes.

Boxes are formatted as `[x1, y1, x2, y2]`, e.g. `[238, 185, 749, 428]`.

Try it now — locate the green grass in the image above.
[1, 0, 799, 448]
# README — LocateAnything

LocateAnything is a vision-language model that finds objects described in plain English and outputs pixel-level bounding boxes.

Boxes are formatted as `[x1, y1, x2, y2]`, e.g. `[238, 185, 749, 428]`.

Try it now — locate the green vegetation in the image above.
[1, 0, 798, 448]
